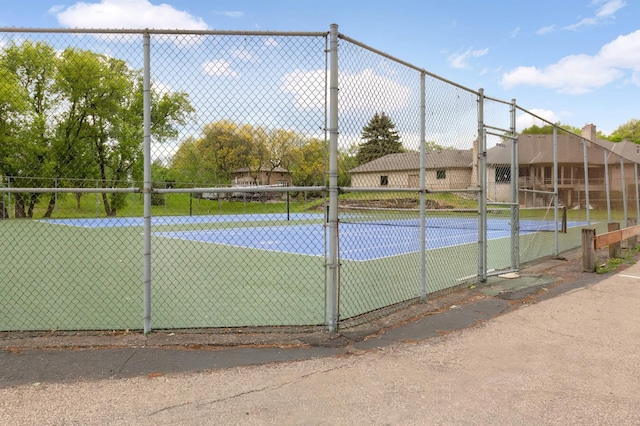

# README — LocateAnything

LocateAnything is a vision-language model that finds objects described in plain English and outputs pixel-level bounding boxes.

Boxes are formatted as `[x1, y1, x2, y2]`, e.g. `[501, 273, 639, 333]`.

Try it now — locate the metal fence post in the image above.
[621, 158, 627, 224]
[583, 139, 591, 225]
[510, 99, 519, 269]
[553, 126, 559, 256]
[477, 89, 487, 282]
[419, 72, 427, 301]
[604, 150, 611, 223]
[635, 163, 639, 221]
[327, 24, 340, 332]
[143, 32, 152, 335]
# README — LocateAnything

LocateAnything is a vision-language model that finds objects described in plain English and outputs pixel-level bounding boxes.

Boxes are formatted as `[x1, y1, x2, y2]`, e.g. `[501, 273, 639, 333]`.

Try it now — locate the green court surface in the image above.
[0, 214, 592, 331]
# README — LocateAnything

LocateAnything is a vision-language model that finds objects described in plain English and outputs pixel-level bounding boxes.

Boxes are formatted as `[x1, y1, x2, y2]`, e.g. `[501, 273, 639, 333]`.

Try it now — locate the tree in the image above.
[521, 123, 580, 135]
[0, 41, 58, 218]
[290, 138, 326, 186]
[0, 41, 194, 217]
[264, 128, 299, 185]
[53, 47, 193, 216]
[171, 121, 255, 186]
[425, 141, 450, 151]
[356, 112, 403, 165]
[338, 144, 358, 187]
[609, 119, 640, 143]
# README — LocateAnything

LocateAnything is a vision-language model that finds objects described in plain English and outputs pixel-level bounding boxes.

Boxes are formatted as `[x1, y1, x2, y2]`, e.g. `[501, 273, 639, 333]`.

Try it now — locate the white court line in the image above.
[619, 275, 640, 279]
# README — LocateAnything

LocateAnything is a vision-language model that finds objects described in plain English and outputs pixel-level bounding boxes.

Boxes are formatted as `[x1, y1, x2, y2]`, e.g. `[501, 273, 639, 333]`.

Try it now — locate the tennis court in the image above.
[0, 212, 590, 331]
[41, 212, 588, 262]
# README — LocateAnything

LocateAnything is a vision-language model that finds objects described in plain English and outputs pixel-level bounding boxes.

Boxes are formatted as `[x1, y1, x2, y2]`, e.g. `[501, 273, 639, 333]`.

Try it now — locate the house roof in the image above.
[349, 150, 473, 173]
[232, 166, 290, 173]
[487, 134, 640, 166]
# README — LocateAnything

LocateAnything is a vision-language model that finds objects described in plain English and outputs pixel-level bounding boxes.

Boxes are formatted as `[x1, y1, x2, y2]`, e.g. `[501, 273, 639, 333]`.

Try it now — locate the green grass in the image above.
[595, 245, 640, 274]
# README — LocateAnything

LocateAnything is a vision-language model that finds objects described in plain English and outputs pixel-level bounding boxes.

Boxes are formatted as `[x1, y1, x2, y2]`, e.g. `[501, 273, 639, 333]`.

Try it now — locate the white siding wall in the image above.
[351, 168, 472, 189]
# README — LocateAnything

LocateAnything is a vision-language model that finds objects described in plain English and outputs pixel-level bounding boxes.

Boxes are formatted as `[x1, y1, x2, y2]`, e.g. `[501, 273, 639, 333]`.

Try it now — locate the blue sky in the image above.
[1, 0, 639, 136]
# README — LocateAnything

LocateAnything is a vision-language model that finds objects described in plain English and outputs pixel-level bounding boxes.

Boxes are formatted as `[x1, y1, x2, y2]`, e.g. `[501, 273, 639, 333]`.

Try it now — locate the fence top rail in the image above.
[0, 27, 328, 37]
[484, 95, 513, 106]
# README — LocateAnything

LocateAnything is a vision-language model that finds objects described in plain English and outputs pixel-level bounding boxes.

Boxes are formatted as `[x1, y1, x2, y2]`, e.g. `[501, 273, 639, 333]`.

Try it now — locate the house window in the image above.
[436, 170, 446, 180]
[495, 165, 511, 183]
[380, 175, 389, 186]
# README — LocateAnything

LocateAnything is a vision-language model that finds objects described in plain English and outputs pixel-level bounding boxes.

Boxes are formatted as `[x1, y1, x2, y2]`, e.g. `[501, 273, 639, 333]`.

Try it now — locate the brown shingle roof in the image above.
[349, 150, 473, 173]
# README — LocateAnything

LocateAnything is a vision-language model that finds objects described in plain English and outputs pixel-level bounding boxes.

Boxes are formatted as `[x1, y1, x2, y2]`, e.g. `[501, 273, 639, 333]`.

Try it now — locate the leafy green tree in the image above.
[54, 47, 193, 216]
[0, 41, 194, 217]
[425, 141, 450, 151]
[264, 128, 299, 185]
[338, 144, 359, 187]
[171, 121, 254, 186]
[356, 112, 403, 165]
[290, 138, 326, 186]
[0, 41, 58, 218]
[609, 119, 640, 143]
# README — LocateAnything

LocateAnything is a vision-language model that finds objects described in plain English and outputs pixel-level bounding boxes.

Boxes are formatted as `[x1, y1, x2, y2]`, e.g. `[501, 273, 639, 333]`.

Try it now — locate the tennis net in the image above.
[337, 205, 567, 233]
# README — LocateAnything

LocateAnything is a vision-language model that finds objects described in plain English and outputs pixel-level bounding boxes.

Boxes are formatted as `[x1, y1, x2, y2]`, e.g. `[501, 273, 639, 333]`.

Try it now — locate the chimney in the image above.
[582, 123, 596, 141]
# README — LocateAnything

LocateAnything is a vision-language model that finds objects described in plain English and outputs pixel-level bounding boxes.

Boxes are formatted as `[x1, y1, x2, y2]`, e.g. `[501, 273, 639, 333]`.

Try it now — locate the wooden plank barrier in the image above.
[582, 220, 640, 272]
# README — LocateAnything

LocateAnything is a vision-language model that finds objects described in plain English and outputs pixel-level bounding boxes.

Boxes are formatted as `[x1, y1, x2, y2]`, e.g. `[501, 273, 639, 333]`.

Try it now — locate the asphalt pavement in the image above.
[1, 249, 639, 424]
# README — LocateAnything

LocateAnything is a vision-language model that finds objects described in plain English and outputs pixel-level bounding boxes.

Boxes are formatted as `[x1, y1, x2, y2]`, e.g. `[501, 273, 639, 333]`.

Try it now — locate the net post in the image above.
[562, 206, 567, 234]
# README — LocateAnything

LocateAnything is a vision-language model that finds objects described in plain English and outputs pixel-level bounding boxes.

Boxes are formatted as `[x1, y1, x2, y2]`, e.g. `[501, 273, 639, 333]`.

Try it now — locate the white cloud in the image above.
[281, 68, 411, 112]
[516, 109, 560, 132]
[565, 0, 627, 30]
[502, 29, 640, 94]
[202, 60, 238, 77]
[264, 37, 279, 48]
[212, 10, 244, 18]
[53, 0, 209, 30]
[510, 27, 520, 38]
[447, 47, 489, 69]
[232, 49, 255, 61]
[536, 25, 555, 35]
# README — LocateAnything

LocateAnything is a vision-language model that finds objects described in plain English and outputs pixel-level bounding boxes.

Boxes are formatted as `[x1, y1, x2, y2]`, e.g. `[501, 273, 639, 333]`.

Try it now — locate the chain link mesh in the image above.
[1, 27, 637, 331]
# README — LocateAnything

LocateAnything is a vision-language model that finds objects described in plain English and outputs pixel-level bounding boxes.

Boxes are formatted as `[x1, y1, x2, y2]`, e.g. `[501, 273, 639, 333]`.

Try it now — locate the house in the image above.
[348, 150, 474, 189]
[486, 124, 640, 208]
[230, 166, 292, 187]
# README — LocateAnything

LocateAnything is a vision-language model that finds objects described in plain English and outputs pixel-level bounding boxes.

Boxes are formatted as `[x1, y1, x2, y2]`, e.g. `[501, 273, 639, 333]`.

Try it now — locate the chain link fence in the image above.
[1, 25, 638, 332]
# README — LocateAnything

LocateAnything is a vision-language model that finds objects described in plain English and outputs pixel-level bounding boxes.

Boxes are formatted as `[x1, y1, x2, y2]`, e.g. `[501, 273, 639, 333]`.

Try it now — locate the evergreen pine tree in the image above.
[356, 112, 403, 165]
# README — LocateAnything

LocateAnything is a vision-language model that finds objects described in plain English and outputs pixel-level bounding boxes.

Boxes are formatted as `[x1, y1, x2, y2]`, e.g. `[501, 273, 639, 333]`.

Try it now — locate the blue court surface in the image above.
[43, 214, 588, 261]
[153, 219, 588, 261]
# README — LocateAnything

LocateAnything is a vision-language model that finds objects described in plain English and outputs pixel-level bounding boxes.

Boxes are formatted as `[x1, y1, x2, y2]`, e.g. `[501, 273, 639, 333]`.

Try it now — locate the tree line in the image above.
[2, 40, 638, 218]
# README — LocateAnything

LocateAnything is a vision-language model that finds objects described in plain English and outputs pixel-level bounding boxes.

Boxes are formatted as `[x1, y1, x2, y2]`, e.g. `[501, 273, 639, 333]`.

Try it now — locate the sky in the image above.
[1, 0, 639, 137]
